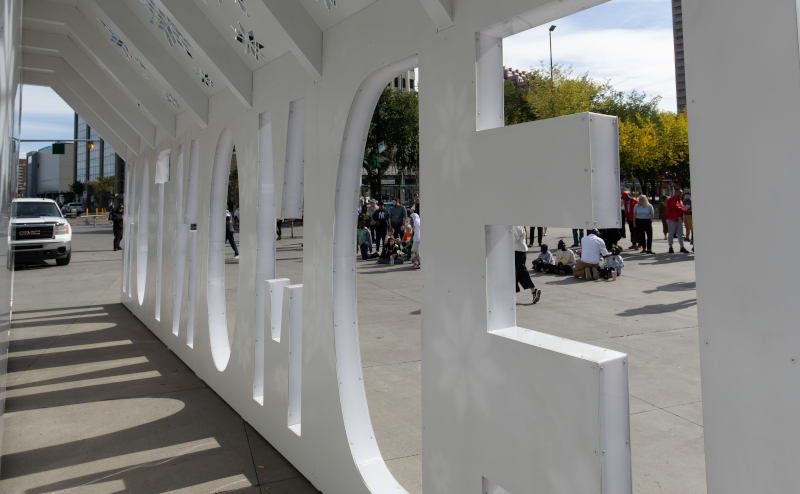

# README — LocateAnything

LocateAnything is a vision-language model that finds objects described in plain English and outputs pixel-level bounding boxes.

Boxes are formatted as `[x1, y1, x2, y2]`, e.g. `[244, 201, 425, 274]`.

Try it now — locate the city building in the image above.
[74, 112, 126, 207]
[24, 143, 74, 200]
[504, 66, 528, 89]
[17, 158, 25, 196]
[388, 70, 415, 91]
[672, 0, 686, 112]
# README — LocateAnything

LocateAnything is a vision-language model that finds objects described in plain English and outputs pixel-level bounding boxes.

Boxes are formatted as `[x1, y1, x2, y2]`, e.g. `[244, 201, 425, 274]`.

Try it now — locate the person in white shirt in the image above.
[410, 211, 421, 268]
[513, 226, 541, 304]
[574, 229, 610, 280]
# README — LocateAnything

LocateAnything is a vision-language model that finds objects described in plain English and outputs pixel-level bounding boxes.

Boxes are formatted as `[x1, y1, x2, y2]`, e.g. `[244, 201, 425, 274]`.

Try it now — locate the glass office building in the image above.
[73, 113, 126, 207]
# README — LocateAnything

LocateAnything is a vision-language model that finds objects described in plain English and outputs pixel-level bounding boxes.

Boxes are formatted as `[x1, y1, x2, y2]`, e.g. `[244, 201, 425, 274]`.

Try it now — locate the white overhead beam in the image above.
[418, 0, 454, 30]
[23, 0, 177, 138]
[257, 0, 322, 79]
[23, 30, 157, 149]
[22, 70, 133, 157]
[160, 0, 252, 109]
[23, 54, 142, 154]
[87, 0, 209, 127]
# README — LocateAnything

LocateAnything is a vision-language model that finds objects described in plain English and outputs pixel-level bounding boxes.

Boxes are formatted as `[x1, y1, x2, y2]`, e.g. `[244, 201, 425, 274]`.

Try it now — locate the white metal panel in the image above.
[155, 183, 164, 320]
[684, 0, 800, 492]
[136, 161, 149, 306]
[253, 111, 278, 404]
[285, 284, 303, 435]
[111, 2, 634, 494]
[281, 98, 304, 219]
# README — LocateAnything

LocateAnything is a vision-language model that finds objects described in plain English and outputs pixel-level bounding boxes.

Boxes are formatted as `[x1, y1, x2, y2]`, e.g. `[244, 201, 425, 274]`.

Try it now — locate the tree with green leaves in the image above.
[68, 180, 85, 199]
[363, 87, 419, 199]
[86, 176, 116, 209]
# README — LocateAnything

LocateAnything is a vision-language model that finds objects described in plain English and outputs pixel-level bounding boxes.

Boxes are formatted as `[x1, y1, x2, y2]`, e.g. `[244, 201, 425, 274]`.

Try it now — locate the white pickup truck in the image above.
[11, 198, 72, 266]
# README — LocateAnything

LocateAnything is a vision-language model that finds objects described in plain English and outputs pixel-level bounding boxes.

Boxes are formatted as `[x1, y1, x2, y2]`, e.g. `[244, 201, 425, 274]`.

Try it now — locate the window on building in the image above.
[89, 128, 100, 181]
[103, 143, 116, 177]
[410, 79, 415, 90]
[76, 117, 87, 183]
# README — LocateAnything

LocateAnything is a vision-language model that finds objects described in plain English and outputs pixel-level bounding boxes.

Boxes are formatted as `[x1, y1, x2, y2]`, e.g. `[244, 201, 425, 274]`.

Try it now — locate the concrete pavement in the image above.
[1, 223, 704, 493]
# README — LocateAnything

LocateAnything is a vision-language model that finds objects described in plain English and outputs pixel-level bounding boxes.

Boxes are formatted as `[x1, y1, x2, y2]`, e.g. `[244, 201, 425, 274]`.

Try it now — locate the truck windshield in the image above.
[13, 202, 62, 218]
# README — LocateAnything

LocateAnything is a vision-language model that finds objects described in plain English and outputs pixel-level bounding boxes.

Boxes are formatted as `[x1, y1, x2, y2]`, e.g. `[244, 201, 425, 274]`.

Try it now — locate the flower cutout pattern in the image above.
[164, 91, 182, 110]
[141, 0, 194, 59]
[195, 68, 214, 88]
[232, 23, 265, 62]
[99, 19, 146, 71]
[317, 0, 338, 11]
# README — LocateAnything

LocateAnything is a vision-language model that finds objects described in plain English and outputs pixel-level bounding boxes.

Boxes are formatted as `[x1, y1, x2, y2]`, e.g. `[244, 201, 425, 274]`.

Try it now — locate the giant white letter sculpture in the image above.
[113, 0, 632, 493]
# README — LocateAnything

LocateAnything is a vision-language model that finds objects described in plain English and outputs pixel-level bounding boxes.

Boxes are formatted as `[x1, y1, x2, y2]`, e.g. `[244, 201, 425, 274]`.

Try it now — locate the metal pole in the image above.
[291, 220, 294, 239]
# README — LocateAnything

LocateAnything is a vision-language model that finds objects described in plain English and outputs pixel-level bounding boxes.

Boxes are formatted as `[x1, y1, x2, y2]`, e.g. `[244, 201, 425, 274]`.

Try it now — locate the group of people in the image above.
[513, 188, 694, 304]
[624, 189, 693, 254]
[357, 195, 420, 268]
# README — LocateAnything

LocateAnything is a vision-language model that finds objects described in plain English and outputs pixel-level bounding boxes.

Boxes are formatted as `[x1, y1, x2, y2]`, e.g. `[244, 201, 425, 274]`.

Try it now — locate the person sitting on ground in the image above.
[401, 220, 413, 244]
[598, 245, 625, 279]
[574, 229, 609, 280]
[550, 240, 577, 275]
[376, 237, 404, 265]
[531, 244, 555, 272]
[357, 221, 377, 260]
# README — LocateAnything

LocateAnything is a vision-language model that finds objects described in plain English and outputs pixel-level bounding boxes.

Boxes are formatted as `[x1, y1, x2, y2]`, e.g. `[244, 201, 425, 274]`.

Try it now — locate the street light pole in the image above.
[549, 25, 556, 81]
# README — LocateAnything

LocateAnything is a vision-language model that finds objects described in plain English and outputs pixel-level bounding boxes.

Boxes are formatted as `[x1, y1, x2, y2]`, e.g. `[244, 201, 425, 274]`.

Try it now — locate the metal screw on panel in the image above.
[489, 310, 492, 313]
[478, 112, 481, 115]
[691, 99, 696, 103]
[705, 340, 710, 346]
[594, 450, 598, 455]
[792, 358, 797, 364]
[623, 360, 627, 365]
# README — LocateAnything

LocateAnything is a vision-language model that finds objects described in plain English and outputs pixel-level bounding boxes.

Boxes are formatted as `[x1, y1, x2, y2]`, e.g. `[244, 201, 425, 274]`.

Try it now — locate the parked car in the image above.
[11, 198, 72, 266]
[61, 202, 85, 216]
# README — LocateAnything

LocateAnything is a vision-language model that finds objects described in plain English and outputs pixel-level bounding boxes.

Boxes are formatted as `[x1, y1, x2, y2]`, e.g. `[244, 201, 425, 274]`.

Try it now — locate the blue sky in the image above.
[18, 0, 676, 158]
[19, 85, 75, 158]
[503, 0, 677, 111]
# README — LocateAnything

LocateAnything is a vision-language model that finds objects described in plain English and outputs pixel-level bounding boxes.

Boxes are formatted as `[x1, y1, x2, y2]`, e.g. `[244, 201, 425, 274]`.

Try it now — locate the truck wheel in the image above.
[56, 251, 71, 266]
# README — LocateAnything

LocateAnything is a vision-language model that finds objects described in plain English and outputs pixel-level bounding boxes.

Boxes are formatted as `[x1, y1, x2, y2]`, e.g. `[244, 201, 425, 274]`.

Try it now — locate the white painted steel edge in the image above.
[136, 162, 148, 306]
[155, 183, 164, 321]
[285, 284, 303, 434]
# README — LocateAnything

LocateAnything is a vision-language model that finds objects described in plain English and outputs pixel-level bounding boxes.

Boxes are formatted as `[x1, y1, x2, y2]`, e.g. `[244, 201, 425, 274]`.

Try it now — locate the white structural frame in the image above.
[5, 0, 796, 492]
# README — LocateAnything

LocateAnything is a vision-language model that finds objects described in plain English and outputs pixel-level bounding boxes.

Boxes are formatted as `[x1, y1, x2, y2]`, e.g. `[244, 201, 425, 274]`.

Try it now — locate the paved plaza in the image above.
[1, 222, 704, 493]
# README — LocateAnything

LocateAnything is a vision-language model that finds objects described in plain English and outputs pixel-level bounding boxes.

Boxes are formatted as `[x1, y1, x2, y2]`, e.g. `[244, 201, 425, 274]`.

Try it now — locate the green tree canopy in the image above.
[363, 86, 419, 199]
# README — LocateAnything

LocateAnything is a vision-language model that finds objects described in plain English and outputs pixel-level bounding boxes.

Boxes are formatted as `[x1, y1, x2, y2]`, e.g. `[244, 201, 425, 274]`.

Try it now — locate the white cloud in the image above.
[503, 22, 677, 111]
[19, 85, 75, 159]
[21, 85, 74, 116]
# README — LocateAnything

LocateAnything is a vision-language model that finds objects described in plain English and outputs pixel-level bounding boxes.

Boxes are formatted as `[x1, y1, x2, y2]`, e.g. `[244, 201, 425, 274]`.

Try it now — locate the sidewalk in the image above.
[1, 224, 704, 493]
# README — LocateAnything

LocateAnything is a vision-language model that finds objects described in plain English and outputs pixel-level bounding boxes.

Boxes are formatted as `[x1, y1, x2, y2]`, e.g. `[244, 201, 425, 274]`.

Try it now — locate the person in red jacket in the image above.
[665, 189, 690, 253]
[622, 192, 640, 250]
